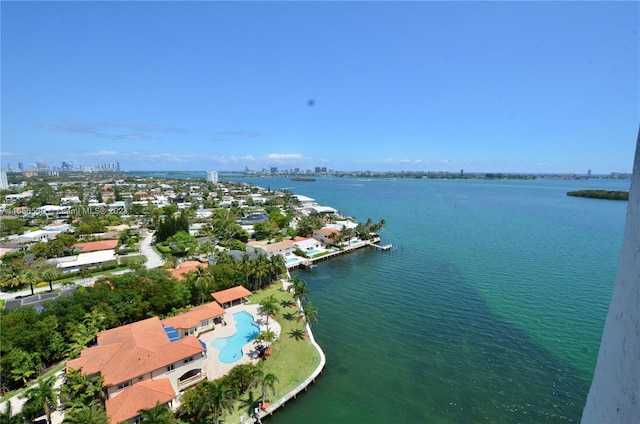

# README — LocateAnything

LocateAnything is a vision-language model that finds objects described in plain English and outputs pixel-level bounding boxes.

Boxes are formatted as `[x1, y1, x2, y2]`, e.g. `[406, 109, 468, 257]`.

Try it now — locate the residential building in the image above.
[247, 240, 294, 258]
[37, 205, 72, 219]
[167, 260, 207, 280]
[313, 227, 342, 246]
[9, 229, 62, 244]
[206, 170, 218, 183]
[308, 205, 338, 215]
[67, 316, 207, 424]
[162, 302, 225, 338]
[4, 190, 33, 203]
[72, 239, 119, 253]
[292, 194, 315, 208]
[60, 196, 81, 205]
[0, 169, 8, 190]
[292, 237, 322, 253]
[52, 249, 117, 272]
[105, 379, 175, 424]
[41, 222, 74, 233]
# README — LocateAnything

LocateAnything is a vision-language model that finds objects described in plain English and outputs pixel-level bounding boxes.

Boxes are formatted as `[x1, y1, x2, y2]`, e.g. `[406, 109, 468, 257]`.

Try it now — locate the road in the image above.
[140, 231, 164, 269]
[1, 232, 164, 303]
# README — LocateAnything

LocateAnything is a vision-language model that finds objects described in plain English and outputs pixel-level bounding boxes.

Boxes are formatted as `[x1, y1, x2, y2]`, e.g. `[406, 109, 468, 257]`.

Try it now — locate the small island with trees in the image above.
[567, 190, 629, 200]
[289, 177, 316, 182]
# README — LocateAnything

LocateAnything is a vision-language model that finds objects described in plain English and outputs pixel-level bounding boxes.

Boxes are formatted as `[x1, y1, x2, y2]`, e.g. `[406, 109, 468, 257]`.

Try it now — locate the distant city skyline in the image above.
[2, 2, 638, 174]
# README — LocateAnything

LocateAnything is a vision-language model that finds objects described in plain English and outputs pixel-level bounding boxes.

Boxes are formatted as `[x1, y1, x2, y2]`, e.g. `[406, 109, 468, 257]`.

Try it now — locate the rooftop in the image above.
[162, 302, 225, 330]
[211, 285, 252, 305]
[66, 316, 204, 386]
[167, 260, 208, 280]
[105, 378, 175, 424]
[73, 239, 119, 253]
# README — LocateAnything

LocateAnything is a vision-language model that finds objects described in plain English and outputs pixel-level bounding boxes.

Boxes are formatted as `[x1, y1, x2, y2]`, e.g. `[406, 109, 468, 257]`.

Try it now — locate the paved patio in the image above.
[198, 303, 282, 380]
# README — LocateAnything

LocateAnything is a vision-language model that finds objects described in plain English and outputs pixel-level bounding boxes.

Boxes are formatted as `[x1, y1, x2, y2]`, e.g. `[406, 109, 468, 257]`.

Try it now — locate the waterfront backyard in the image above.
[200, 282, 322, 423]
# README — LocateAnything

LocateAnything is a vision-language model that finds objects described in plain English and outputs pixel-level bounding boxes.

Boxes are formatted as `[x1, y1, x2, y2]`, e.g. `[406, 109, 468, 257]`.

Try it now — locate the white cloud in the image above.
[39, 120, 188, 140]
[85, 150, 120, 157]
[266, 153, 304, 160]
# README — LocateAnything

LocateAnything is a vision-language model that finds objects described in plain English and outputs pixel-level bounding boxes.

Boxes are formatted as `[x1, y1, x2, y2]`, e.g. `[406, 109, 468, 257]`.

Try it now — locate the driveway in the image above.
[140, 232, 164, 269]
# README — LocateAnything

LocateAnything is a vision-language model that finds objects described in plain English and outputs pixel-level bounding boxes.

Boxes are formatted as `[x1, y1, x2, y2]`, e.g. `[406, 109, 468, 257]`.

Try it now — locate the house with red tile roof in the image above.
[162, 302, 225, 338]
[73, 239, 119, 253]
[105, 379, 175, 424]
[313, 227, 341, 246]
[211, 285, 252, 309]
[167, 260, 208, 280]
[67, 316, 207, 423]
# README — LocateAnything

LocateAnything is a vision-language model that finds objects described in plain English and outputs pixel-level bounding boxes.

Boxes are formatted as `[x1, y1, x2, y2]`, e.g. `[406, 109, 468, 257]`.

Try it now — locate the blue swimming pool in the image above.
[285, 257, 298, 264]
[210, 311, 260, 363]
[306, 249, 321, 256]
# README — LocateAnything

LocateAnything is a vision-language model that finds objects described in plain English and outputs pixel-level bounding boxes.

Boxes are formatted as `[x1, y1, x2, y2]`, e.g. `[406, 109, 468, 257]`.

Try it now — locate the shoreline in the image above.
[248, 278, 326, 423]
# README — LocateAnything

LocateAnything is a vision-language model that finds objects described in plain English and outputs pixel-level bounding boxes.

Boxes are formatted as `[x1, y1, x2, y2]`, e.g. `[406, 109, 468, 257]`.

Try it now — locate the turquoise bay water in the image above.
[235, 176, 627, 423]
[210, 311, 260, 363]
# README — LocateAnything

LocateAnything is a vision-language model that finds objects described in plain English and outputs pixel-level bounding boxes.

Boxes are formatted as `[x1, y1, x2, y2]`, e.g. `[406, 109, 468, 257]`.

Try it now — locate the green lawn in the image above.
[223, 283, 322, 423]
[0, 282, 323, 422]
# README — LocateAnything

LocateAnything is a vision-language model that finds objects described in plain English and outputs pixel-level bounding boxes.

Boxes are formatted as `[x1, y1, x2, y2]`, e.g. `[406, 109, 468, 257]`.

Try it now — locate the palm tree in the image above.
[138, 401, 176, 424]
[252, 256, 269, 289]
[333, 230, 345, 247]
[239, 390, 261, 417]
[258, 328, 276, 348]
[39, 265, 60, 292]
[268, 254, 285, 282]
[214, 250, 235, 265]
[62, 401, 108, 424]
[259, 295, 279, 328]
[301, 301, 318, 325]
[196, 380, 235, 424]
[198, 240, 216, 257]
[256, 371, 279, 406]
[21, 267, 38, 296]
[65, 321, 98, 359]
[191, 265, 214, 305]
[166, 256, 179, 269]
[61, 368, 105, 406]
[239, 252, 252, 289]
[2, 267, 19, 290]
[21, 376, 58, 424]
[290, 276, 308, 303]
[83, 309, 107, 335]
[288, 328, 306, 341]
[373, 218, 387, 234]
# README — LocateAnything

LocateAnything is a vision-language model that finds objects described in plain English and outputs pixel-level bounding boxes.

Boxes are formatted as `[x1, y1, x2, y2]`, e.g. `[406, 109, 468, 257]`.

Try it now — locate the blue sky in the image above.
[2, 1, 638, 173]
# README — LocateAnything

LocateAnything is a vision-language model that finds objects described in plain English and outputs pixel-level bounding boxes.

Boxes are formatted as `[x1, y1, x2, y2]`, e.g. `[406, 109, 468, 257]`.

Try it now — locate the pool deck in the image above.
[198, 303, 282, 380]
[193, 278, 326, 423]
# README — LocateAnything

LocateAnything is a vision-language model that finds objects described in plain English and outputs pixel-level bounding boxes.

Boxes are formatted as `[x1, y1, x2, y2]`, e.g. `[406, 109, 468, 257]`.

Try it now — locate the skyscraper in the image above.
[206, 171, 218, 183]
[0, 169, 8, 190]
